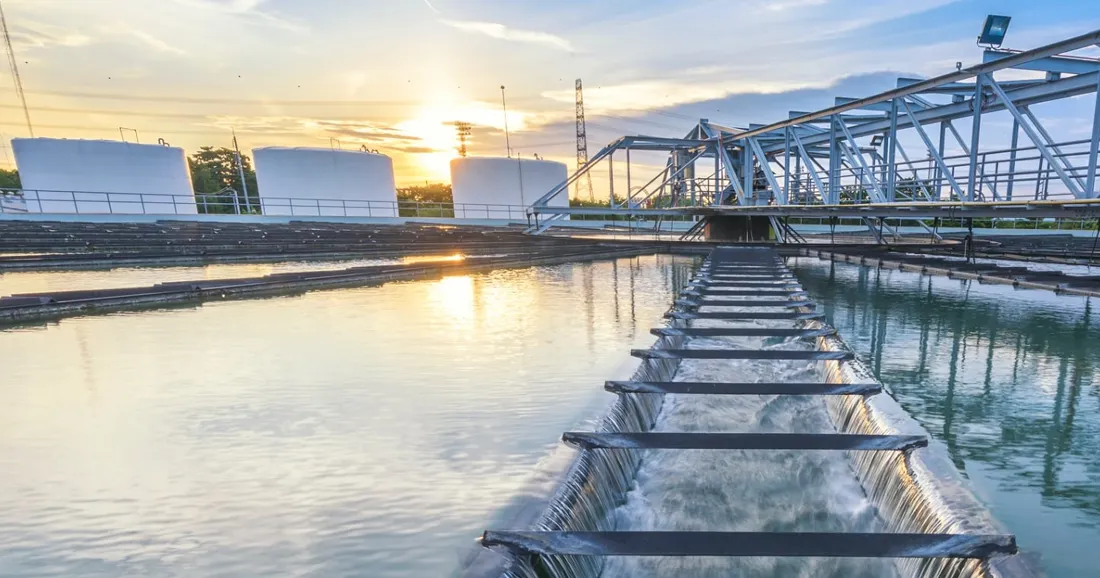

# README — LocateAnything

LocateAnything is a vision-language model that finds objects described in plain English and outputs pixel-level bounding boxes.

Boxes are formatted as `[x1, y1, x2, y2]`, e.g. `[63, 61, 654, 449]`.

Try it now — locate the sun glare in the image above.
[397, 101, 530, 182]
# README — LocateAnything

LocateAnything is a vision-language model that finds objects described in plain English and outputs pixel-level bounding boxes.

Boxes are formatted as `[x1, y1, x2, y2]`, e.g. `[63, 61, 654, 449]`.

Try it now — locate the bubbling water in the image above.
[490, 255, 1022, 578]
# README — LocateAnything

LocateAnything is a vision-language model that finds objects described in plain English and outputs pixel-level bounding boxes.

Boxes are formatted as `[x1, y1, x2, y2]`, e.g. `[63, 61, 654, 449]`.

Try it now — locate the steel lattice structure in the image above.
[527, 28, 1100, 240]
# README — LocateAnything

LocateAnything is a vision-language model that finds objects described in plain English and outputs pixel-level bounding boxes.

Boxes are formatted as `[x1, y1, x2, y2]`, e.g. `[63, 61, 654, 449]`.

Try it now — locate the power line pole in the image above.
[0, 0, 33, 137]
[455, 121, 472, 157]
[232, 130, 251, 214]
[575, 78, 593, 202]
[500, 85, 511, 158]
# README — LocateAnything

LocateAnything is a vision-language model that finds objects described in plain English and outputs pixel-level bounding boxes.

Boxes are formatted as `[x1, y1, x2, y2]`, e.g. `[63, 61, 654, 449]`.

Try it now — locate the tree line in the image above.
[0, 168, 19, 189]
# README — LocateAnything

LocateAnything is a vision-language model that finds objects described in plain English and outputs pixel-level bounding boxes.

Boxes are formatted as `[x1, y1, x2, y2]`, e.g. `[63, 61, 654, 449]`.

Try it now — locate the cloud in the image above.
[763, 0, 829, 11]
[129, 30, 187, 56]
[170, 0, 305, 32]
[393, 145, 439, 154]
[442, 20, 573, 52]
[541, 78, 813, 116]
[311, 120, 423, 142]
[8, 21, 91, 51]
[196, 116, 439, 154]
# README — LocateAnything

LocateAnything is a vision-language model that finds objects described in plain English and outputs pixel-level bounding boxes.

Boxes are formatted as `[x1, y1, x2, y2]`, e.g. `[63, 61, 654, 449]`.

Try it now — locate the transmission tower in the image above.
[0, 0, 32, 137]
[455, 121, 472, 157]
[575, 78, 593, 201]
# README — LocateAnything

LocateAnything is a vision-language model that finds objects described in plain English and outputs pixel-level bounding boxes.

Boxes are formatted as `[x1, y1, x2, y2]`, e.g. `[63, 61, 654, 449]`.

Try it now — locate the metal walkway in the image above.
[525, 27, 1100, 240]
[475, 246, 1017, 570]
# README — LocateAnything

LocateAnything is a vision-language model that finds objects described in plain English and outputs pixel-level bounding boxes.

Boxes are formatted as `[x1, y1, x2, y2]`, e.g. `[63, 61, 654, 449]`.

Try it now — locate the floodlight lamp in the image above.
[870, 134, 884, 147]
[978, 15, 1011, 48]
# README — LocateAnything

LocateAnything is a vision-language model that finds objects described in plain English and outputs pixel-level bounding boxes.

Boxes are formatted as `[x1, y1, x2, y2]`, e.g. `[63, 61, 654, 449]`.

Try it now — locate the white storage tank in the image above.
[253, 147, 398, 217]
[11, 138, 197, 214]
[450, 157, 569, 218]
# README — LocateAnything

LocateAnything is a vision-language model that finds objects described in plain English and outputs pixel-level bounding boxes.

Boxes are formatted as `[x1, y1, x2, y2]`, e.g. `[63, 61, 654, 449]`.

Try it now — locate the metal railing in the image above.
[0, 188, 532, 220]
[784, 215, 1098, 231]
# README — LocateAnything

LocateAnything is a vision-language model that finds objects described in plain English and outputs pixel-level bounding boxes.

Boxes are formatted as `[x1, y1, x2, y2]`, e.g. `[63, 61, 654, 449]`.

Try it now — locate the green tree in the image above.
[0, 168, 20, 189]
[188, 147, 259, 214]
[395, 183, 453, 217]
[397, 182, 452, 203]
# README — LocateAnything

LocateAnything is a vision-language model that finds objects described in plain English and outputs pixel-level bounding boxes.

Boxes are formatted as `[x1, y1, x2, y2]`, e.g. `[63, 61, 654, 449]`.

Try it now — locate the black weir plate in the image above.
[631, 349, 853, 361]
[560, 432, 928, 451]
[666, 311, 824, 320]
[651, 327, 835, 338]
[682, 289, 809, 297]
[605, 381, 882, 396]
[479, 531, 1017, 559]
[675, 299, 816, 308]
[694, 276, 796, 283]
[704, 273, 795, 279]
[689, 281, 801, 288]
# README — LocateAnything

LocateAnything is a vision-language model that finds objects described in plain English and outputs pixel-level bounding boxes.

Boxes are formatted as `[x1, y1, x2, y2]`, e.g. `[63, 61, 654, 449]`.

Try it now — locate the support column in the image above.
[829, 117, 840, 204]
[743, 143, 754, 204]
[714, 144, 721, 204]
[783, 127, 791, 205]
[1088, 75, 1100, 197]
[938, 122, 948, 200]
[626, 147, 632, 206]
[608, 152, 615, 207]
[966, 75, 984, 202]
[887, 98, 899, 201]
[1007, 119, 1020, 201]
[794, 152, 802, 203]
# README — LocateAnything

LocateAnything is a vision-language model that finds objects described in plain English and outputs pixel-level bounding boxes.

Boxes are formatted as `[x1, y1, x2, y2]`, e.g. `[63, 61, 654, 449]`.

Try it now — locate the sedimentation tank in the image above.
[11, 138, 197, 214]
[253, 147, 398, 217]
[450, 157, 569, 218]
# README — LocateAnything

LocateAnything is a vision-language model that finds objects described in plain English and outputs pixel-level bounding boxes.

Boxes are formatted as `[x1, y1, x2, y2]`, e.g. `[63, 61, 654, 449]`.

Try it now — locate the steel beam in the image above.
[736, 29, 1100, 142]
[605, 381, 882, 396]
[561, 432, 927, 451]
[985, 75, 1086, 198]
[631, 349, 851, 361]
[480, 531, 1016, 559]
[983, 48, 1100, 75]
[651, 327, 832, 338]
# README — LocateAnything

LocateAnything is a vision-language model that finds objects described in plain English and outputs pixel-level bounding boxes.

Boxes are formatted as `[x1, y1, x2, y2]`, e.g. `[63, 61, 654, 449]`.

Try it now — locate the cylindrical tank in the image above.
[11, 138, 197, 214]
[450, 157, 569, 219]
[253, 147, 398, 217]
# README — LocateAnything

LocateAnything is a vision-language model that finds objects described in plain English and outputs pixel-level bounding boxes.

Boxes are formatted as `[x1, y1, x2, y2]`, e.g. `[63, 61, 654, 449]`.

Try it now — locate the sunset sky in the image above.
[3, 0, 1100, 186]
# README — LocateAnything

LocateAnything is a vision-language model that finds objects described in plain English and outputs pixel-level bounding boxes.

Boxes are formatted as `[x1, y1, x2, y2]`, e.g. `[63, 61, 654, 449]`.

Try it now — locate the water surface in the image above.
[792, 257, 1099, 578]
[0, 255, 696, 578]
[0, 257, 417, 297]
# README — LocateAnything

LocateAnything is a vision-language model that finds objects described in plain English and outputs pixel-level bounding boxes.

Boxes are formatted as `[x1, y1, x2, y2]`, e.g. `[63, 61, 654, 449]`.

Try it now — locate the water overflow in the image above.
[467, 246, 1030, 578]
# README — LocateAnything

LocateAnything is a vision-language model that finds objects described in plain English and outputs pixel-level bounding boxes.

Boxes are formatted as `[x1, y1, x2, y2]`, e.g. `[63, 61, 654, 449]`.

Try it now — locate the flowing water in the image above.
[791, 256, 1100, 578]
[601, 328, 898, 578]
[0, 254, 697, 578]
[512, 253, 1036, 578]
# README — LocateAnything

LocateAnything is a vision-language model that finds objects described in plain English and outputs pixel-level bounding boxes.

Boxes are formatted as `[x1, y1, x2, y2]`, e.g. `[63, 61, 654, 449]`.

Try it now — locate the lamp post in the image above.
[978, 15, 1011, 48]
[500, 85, 511, 158]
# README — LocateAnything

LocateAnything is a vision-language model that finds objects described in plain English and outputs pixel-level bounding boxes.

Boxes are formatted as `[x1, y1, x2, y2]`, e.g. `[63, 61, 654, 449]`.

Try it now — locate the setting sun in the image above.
[395, 101, 531, 182]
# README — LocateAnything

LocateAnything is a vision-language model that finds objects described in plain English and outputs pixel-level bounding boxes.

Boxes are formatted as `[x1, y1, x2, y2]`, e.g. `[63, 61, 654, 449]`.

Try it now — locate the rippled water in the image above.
[0, 255, 697, 578]
[791, 256, 1100, 578]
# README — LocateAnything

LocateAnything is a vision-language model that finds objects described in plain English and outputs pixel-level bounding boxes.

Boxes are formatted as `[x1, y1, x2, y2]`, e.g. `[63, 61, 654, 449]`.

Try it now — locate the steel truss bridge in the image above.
[527, 28, 1100, 241]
